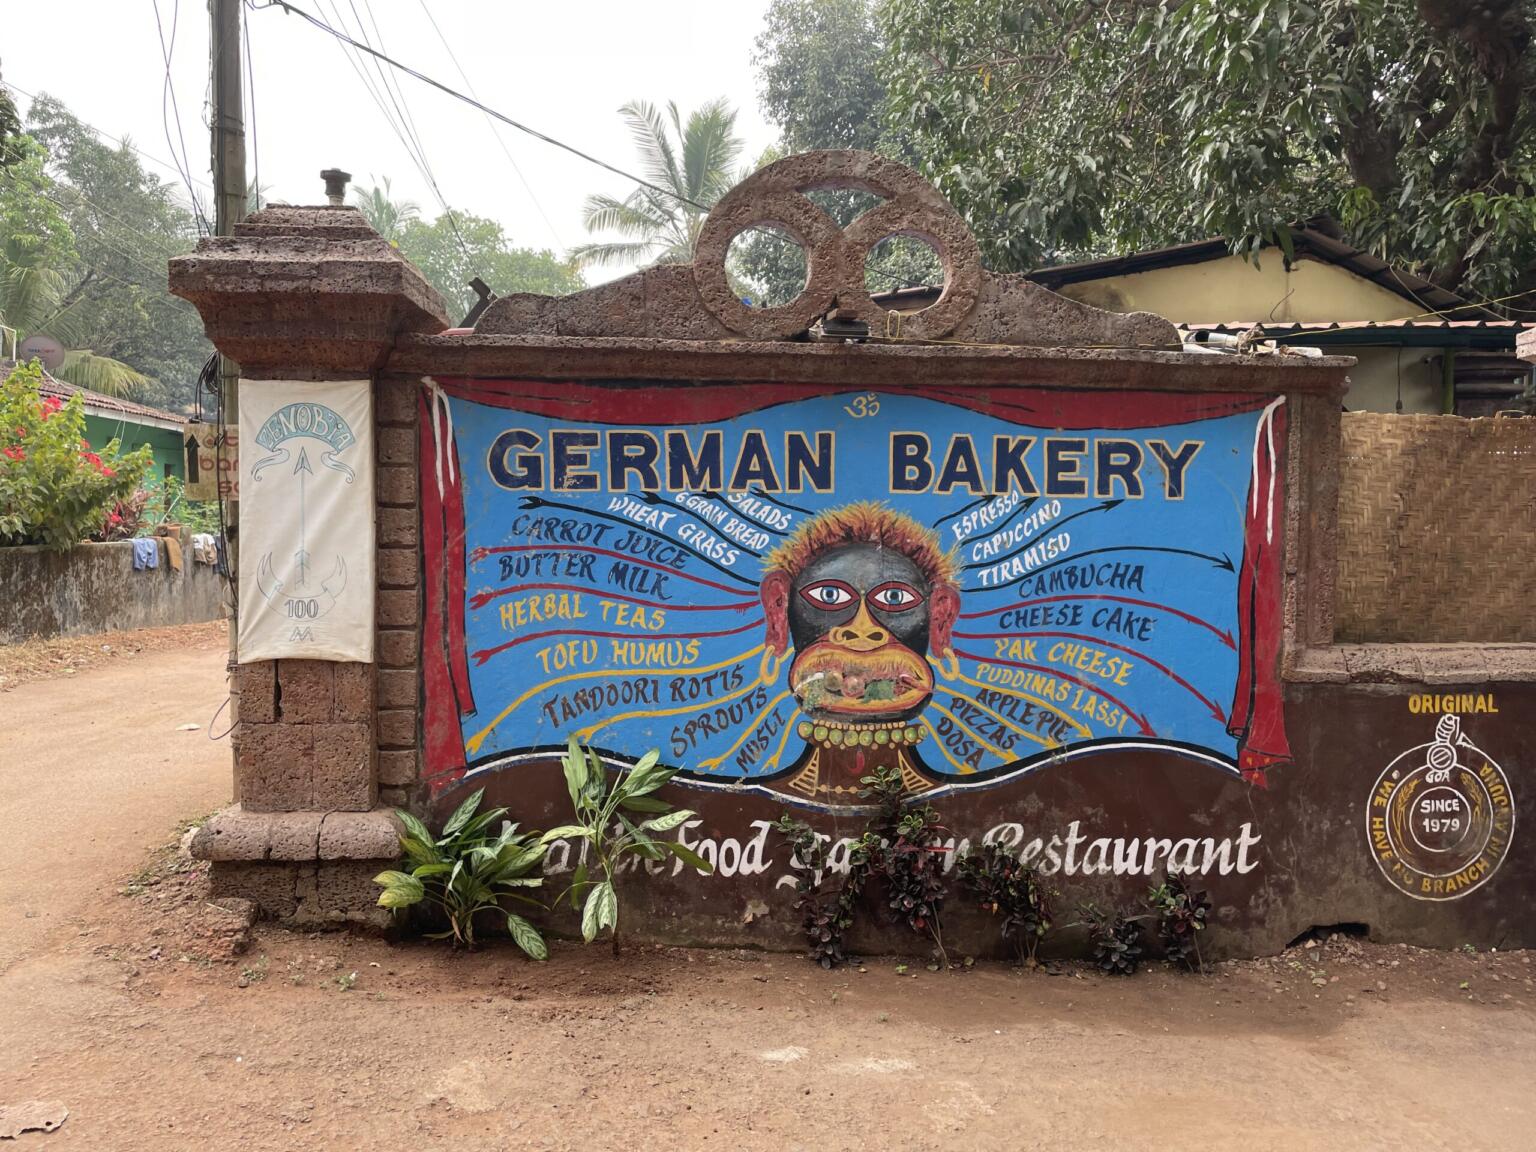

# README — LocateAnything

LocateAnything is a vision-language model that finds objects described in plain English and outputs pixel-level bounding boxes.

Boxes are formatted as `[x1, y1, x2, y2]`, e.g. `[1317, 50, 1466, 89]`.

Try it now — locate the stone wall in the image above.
[0, 540, 225, 644]
[167, 152, 1536, 958]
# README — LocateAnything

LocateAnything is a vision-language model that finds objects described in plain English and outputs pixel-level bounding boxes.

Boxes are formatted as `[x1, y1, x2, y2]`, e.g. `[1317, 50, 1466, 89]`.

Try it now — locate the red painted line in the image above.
[954, 631, 1227, 722]
[468, 582, 759, 612]
[951, 648, 1155, 736]
[470, 618, 764, 666]
[469, 543, 746, 596]
[960, 594, 1236, 648]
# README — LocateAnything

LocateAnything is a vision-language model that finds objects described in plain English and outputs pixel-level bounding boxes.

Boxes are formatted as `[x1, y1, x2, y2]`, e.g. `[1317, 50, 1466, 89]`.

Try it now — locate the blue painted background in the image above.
[446, 390, 1265, 789]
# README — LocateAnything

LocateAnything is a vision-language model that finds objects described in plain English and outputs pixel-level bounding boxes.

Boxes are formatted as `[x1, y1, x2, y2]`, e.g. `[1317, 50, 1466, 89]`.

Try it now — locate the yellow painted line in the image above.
[920, 718, 975, 774]
[939, 686, 1056, 750]
[700, 688, 794, 769]
[578, 674, 766, 744]
[764, 708, 803, 773]
[929, 656, 1090, 738]
[928, 699, 1012, 763]
[465, 644, 766, 754]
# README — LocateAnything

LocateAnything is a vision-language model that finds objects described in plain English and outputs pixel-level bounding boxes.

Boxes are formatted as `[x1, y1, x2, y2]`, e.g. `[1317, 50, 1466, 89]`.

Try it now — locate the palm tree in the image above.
[571, 99, 743, 269]
[0, 238, 153, 397]
[350, 177, 420, 244]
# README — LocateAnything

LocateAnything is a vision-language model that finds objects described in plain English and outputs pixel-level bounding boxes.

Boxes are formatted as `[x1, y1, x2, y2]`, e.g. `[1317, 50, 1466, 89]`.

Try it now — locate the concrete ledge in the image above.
[1287, 643, 1536, 684]
[191, 805, 400, 863]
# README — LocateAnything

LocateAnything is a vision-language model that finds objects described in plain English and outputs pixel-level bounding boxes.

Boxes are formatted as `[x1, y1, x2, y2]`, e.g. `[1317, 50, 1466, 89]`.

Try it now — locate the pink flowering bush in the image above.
[0, 360, 152, 549]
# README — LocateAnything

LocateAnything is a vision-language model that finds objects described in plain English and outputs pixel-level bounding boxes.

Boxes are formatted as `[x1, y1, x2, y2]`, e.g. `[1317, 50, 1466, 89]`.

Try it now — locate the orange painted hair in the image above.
[764, 501, 958, 587]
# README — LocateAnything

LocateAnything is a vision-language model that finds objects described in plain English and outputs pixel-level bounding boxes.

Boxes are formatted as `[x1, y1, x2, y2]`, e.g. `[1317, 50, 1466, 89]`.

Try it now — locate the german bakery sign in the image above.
[419, 383, 1287, 808]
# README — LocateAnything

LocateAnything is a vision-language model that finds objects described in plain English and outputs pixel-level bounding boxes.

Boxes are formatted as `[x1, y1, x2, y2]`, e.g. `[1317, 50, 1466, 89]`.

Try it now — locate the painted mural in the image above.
[420, 382, 1288, 808]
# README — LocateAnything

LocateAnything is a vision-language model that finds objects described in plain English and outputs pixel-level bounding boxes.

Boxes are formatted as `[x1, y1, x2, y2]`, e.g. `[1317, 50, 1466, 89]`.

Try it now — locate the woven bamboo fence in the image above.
[1336, 413, 1536, 643]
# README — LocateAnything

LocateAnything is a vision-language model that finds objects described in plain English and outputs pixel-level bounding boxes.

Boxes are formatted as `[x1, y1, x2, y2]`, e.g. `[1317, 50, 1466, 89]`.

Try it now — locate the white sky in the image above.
[4, 0, 778, 284]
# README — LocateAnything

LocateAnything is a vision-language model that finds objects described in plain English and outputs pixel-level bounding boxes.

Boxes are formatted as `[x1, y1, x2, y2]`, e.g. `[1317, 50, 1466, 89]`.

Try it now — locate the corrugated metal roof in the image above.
[1026, 227, 1506, 321]
[1180, 320, 1531, 333]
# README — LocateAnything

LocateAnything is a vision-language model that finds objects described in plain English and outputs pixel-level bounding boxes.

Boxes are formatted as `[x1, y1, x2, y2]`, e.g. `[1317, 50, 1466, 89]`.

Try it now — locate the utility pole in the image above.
[211, 0, 247, 684]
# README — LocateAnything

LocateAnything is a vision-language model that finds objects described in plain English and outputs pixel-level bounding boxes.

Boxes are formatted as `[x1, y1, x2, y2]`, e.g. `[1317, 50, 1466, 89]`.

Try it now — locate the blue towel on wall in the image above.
[132, 538, 159, 570]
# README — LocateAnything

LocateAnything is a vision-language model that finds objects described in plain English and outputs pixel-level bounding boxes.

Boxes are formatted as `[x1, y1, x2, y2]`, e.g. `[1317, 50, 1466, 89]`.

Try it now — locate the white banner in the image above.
[237, 379, 375, 663]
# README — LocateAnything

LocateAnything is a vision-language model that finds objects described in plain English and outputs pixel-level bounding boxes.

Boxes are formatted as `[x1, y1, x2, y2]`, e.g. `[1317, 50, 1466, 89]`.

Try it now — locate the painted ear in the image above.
[929, 582, 960, 655]
[760, 570, 791, 653]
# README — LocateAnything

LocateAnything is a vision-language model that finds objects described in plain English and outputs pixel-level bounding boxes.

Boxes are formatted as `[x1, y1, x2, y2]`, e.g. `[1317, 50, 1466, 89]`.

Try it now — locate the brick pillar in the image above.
[169, 205, 448, 924]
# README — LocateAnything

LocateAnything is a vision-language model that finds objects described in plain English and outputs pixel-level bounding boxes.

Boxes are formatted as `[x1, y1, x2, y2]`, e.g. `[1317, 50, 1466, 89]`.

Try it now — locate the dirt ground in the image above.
[2, 626, 1535, 1151]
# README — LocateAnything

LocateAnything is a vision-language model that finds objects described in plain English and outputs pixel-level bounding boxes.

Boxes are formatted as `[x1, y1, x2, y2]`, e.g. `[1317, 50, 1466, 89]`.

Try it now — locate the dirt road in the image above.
[1, 627, 1534, 1151]
[0, 635, 231, 972]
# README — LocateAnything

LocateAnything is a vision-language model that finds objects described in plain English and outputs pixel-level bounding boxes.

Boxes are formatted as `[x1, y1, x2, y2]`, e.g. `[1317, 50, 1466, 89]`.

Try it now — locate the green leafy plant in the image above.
[773, 764, 949, 969]
[373, 788, 548, 958]
[957, 842, 1057, 968]
[1082, 902, 1144, 976]
[541, 738, 713, 956]
[0, 360, 152, 548]
[1149, 872, 1212, 972]
[774, 813, 872, 969]
[862, 766, 949, 965]
[148, 474, 221, 534]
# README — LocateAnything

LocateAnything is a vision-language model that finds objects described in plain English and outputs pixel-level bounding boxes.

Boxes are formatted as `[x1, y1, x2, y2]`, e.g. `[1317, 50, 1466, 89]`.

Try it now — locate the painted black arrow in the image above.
[516, 496, 758, 586]
[636, 491, 764, 557]
[967, 543, 1236, 593]
[960, 499, 1124, 572]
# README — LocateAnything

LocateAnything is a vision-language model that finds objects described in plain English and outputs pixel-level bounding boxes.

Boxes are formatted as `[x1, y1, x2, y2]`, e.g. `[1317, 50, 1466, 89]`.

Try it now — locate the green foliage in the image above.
[744, 6, 942, 304]
[957, 841, 1057, 967]
[1082, 902, 1144, 976]
[394, 207, 584, 323]
[374, 787, 549, 957]
[542, 737, 711, 956]
[755, 0, 888, 153]
[881, 0, 1536, 305]
[148, 474, 220, 534]
[1149, 872, 1212, 972]
[350, 176, 420, 243]
[572, 99, 744, 271]
[23, 94, 210, 406]
[0, 360, 152, 549]
[773, 764, 949, 968]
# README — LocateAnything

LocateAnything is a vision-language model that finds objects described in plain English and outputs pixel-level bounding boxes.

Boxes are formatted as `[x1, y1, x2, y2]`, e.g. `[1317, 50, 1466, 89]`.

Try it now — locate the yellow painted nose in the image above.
[832, 600, 888, 652]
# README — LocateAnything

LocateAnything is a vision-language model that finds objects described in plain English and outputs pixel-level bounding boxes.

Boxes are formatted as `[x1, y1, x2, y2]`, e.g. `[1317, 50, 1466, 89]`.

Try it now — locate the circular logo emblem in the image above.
[1367, 714, 1515, 901]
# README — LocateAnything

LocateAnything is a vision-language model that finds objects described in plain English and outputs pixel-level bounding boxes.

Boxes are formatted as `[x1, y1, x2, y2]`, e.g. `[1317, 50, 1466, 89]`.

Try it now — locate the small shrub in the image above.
[1083, 903, 1143, 976]
[957, 842, 1057, 967]
[374, 787, 548, 957]
[773, 765, 949, 968]
[863, 768, 948, 965]
[0, 360, 152, 549]
[541, 738, 712, 956]
[774, 814, 871, 969]
[1149, 872, 1211, 971]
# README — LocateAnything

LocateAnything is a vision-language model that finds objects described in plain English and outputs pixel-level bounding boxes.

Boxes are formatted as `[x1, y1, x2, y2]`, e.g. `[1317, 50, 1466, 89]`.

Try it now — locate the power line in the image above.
[414, 0, 565, 251]
[249, 0, 706, 211]
[0, 79, 215, 196]
[150, 0, 213, 234]
[244, 12, 262, 211]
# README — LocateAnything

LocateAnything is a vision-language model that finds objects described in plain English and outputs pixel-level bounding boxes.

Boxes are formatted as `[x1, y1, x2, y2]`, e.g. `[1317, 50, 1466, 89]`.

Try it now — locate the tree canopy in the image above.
[351, 181, 584, 322]
[881, 0, 1536, 308]
[0, 91, 210, 405]
[572, 99, 744, 270]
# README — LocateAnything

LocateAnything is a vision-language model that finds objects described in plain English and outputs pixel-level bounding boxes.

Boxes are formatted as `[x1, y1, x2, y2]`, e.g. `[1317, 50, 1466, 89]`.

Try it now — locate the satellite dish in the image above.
[19, 334, 66, 373]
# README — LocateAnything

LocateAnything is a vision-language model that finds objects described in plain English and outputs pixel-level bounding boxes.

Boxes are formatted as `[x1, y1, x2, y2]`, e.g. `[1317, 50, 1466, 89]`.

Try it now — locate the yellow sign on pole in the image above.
[183, 423, 240, 502]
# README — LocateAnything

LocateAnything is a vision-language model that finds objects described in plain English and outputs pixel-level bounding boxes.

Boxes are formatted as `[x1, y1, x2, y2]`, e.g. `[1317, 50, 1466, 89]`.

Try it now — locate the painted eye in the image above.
[868, 582, 923, 611]
[799, 580, 856, 609]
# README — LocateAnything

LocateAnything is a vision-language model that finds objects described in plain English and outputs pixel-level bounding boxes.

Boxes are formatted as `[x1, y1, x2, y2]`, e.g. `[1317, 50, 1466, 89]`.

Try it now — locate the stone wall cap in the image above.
[392, 331, 1353, 393]
[1289, 643, 1536, 684]
[190, 804, 401, 862]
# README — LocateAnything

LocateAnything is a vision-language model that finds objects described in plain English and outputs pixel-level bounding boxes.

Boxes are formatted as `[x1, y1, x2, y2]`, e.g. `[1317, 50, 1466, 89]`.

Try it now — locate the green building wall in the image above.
[82, 413, 184, 488]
